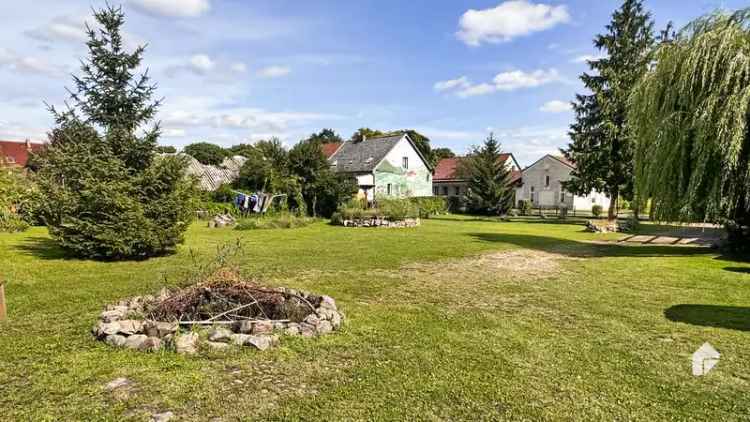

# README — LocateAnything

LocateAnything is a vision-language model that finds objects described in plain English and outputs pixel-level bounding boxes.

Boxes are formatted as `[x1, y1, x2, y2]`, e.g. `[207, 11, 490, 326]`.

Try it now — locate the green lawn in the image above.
[1, 216, 749, 421]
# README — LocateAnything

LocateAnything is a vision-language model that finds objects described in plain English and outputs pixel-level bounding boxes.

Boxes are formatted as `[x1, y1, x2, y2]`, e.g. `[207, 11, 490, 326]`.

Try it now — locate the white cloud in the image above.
[129, 0, 211, 18]
[157, 95, 343, 146]
[571, 53, 606, 63]
[257, 65, 291, 78]
[230, 62, 247, 73]
[434, 76, 471, 92]
[493, 126, 569, 166]
[189, 54, 215, 73]
[540, 100, 572, 113]
[457, 1, 570, 46]
[493, 69, 560, 91]
[25, 15, 89, 43]
[437, 69, 562, 98]
[0, 48, 63, 76]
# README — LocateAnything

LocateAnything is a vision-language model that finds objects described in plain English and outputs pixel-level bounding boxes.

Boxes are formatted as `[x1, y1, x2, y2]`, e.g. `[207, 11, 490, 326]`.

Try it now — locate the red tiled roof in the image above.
[551, 155, 575, 168]
[434, 153, 514, 181]
[321, 142, 342, 159]
[0, 140, 45, 167]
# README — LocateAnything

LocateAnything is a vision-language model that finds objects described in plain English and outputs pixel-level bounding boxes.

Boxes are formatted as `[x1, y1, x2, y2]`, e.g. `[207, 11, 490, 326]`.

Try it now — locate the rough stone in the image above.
[151, 411, 175, 422]
[141, 337, 162, 352]
[230, 334, 251, 346]
[284, 323, 300, 336]
[100, 310, 124, 323]
[319, 295, 337, 310]
[124, 334, 149, 350]
[105, 334, 127, 348]
[330, 312, 342, 330]
[299, 323, 316, 338]
[206, 341, 230, 351]
[303, 314, 320, 326]
[118, 320, 144, 336]
[237, 321, 254, 334]
[143, 321, 178, 338]
[273, 322, 286, 331]
[244, 335, 272, 351]
[252, 320, 273, 335]
[316, 320, 333, 335]
[207, 327, 233, 343]
[175, 332, 199, 355]
[95, 321, 122, 338]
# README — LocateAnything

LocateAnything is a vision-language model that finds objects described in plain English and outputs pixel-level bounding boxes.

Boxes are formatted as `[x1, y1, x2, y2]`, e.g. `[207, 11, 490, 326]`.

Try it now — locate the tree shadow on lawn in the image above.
[664, 304, 750, 331]
[12, 237, 74, 260]
[12, 237, 161, 262]
[469, 232, 718, 259]
[724, 267, 750, 275]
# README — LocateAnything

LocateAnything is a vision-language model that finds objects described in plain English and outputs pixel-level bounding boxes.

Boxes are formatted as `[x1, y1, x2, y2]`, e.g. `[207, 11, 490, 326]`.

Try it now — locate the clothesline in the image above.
[234, 191, 288, 215]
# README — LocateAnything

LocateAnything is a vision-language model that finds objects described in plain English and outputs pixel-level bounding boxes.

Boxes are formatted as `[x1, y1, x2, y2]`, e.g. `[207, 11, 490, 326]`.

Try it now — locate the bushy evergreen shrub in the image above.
[34, 6, 197, 260]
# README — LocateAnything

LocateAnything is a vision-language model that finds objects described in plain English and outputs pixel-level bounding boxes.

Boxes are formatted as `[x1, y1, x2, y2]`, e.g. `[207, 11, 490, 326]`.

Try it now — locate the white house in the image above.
[328, 133, 433, 201]
[515, 154, 610, 211]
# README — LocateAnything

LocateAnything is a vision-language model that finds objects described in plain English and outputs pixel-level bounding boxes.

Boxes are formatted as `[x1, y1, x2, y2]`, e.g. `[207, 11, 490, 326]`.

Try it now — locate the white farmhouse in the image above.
[515, 154, 610, 211]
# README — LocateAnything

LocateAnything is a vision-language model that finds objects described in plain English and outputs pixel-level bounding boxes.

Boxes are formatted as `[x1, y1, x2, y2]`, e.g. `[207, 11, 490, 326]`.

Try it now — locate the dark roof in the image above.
[329, 134, 408, 173]
[321, 142, 342, 159]
[0, 140, 45, 167]
[434, 153, 516, 182]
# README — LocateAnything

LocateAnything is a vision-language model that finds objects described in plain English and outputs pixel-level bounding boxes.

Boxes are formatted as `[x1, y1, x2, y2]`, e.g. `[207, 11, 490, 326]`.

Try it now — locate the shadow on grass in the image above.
[12, 237, 74, 260]
[469, 232, 716, 258]
[664, 304, 750, 331]
[12, 237, 165, 262]
[724, 267, 750, 275]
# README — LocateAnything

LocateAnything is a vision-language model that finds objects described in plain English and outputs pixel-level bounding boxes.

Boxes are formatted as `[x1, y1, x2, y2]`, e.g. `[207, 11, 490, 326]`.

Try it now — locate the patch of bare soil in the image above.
[401, 248, 573, 281]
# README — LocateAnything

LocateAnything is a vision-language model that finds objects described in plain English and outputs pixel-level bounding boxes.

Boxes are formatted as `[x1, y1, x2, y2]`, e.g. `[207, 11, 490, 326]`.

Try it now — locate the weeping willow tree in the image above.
[630, 9, 750, 247]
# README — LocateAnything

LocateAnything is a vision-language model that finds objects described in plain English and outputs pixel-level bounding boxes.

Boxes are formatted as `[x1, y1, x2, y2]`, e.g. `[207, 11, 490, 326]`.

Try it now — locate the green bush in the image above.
[410, 197, 447, 218]
[235, 213, 315, 230]
[377, 197, 419, 221]
[0, 209, 30, 232]
[212, 183, 236, 203]
[518, 200, 533, 216]
[592, 204, 604, 217]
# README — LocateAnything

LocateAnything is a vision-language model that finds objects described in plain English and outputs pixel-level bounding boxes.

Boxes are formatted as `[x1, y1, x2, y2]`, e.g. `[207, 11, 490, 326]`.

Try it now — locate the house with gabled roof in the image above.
[433, 154, 521, 198]
[328, 133, 433, 201]
[515, 154, 610, 211]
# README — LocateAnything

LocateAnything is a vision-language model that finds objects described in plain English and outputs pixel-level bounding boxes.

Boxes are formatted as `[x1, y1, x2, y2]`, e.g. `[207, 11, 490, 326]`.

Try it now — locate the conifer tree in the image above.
[35, 5, 196, 259]
[562, 0, 654, 220]
[462, 133, 513, 215]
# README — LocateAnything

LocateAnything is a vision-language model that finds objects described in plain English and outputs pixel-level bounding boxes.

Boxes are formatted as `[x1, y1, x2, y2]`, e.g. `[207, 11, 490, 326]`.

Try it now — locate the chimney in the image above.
[25, 138, 31, 151]
[362, 135, 367, 142]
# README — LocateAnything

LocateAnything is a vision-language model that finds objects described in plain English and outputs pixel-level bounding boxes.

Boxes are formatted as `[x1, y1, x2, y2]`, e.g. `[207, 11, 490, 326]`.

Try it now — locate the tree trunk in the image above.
[608, 190, 619, 221]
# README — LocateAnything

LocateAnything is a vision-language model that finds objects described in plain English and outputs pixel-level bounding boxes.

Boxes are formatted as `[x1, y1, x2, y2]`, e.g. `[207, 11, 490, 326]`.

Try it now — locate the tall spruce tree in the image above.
[562, 0, 654, 220]
[462, 133, 514, 216]
[35, 5, 196, 259]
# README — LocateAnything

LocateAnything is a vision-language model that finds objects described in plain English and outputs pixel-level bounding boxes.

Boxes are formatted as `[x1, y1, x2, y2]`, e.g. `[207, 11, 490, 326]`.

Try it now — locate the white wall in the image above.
[515, 155, 610, 210]
[375, 136, 432, 197]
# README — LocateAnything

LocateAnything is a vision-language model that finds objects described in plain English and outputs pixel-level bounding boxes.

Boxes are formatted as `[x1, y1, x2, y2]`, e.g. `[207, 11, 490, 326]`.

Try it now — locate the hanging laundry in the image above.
[252, 194, 262, 213]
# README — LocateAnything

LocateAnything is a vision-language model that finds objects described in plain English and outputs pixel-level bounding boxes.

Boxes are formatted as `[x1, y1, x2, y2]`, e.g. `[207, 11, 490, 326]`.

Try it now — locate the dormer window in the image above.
[402, 157, 409, 169]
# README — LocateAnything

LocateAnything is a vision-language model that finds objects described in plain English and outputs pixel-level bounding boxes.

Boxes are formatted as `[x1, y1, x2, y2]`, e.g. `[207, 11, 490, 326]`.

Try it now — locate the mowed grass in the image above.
[1, 215, 749, 421]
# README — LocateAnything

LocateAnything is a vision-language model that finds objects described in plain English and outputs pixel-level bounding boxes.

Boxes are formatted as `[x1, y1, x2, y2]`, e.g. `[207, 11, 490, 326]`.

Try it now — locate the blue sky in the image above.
[0, 0, 744, 165]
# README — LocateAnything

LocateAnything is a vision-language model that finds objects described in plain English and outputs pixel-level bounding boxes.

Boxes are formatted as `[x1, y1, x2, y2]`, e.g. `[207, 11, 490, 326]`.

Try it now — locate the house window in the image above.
[560, 191, 566, 203]
[545, 175, 550, 187]
[402, 157, 409, 169]
[592, 197, 597, 204]
[442, 186, 448, 196]
[454, 186, 460, 196]
[426, 173, 430, 182]
[433, 186, 438, 195]
[387, 184, 392, 195]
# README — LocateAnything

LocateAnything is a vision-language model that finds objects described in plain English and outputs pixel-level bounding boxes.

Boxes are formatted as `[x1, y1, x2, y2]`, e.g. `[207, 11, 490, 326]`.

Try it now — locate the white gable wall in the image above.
[515, 155, 610, 211]
[373, 136, 433, 197]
